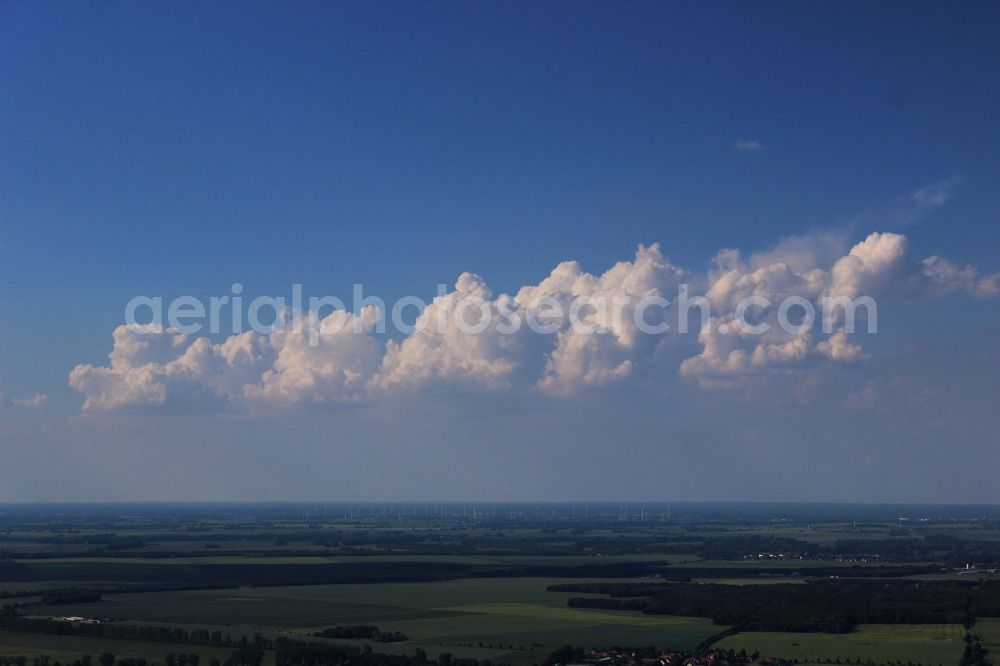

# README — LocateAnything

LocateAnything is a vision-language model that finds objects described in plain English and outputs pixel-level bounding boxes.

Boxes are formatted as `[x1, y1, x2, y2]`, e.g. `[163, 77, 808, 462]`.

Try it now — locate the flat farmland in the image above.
[1, 551, 923, 597]
[30, 577, 721, 652]
[689, 577, 806, 585]
[975, 618, 1000, 658]
[715, 624, 965, 665]
[0, 631, 238, 663]
[2, 557, 500, 588]
[667, 559, 919, 569]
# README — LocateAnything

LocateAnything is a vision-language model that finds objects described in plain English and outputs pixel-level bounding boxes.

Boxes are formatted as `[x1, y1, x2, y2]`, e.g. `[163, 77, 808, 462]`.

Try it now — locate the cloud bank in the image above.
[70, 232, 998, 411]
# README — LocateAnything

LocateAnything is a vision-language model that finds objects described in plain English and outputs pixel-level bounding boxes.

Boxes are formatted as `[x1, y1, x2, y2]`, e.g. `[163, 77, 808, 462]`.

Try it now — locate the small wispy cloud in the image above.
[911, 174, 961, 209]
[846, 175, 962, 231]
[734, 139, 764, 152]
[0, 392, 48, 409]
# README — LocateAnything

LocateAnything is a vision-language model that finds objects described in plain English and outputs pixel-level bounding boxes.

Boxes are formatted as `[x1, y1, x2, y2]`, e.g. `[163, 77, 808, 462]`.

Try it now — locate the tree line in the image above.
[313, 625, 409, 642]
[550, 580, 1000, 633]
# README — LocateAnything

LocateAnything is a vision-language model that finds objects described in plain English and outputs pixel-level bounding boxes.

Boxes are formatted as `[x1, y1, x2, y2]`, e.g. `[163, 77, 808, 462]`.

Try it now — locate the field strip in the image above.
[435, 602, 703, 626]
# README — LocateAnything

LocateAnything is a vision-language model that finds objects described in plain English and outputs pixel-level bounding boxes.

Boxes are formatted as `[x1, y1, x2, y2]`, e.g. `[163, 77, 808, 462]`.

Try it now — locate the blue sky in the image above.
[1, 1, 999, 502]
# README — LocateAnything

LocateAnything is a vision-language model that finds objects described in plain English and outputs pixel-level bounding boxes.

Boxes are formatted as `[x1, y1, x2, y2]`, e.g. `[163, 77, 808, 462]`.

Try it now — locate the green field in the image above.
[0, 631, 238, 663]
[689, 577, 806, 585]
[0, 629, 513, 665]
[975, 618, 1000, 661]
[8, 552, 694, 570]
[27, 577, 721, 656]
[715, 624, 965, 665]
[669, 559, 919, 569]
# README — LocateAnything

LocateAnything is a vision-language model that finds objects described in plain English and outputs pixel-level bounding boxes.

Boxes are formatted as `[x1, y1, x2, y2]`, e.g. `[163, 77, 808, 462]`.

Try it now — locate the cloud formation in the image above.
[848, 175, 961, 231]
[68, 311, 381, 411]
[369, 244, 686, 396]
[735, 139, 764, 152]
[679, 231, 999, 388]
[69, 233, 998, 411]
[0, 392, 48, 409]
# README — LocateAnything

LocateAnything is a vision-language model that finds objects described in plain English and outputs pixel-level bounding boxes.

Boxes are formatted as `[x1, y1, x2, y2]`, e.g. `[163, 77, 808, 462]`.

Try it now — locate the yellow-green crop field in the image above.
[715, 623, 965, 666]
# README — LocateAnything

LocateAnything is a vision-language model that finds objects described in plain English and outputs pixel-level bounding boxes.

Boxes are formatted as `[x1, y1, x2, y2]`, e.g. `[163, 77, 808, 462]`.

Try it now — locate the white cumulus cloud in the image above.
[680, 231, 997, 389]
[69, 234, 998, 409]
